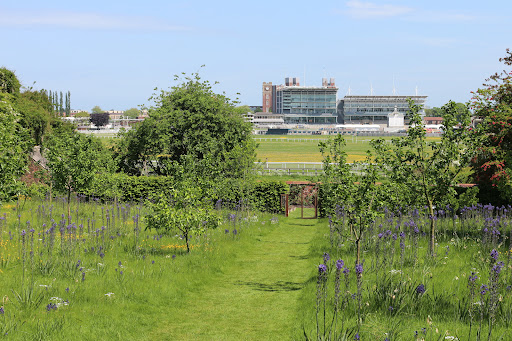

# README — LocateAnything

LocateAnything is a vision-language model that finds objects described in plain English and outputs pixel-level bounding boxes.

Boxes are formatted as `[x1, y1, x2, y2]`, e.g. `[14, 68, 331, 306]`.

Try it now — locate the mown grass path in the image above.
[149, 210, 321, 340]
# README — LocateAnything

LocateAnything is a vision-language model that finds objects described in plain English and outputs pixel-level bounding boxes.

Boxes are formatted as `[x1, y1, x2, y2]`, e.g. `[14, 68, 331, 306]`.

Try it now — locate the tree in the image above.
[90, 113, 109, 127]
[319, 135, 381, 265]
[44, 131, 114, 222]
[372, 99, 477, 256]
[16, 89, 53, 145]
[145, 181, 219, 252]
[470, 49, 512, 204]
[0, 93, 30, 202]
[0, 67, 21, 95]
[124, 108, 140, 118]
[75, 111, 90, 118]
[91, 106, 103, 114]
[115, 73, 256, 182]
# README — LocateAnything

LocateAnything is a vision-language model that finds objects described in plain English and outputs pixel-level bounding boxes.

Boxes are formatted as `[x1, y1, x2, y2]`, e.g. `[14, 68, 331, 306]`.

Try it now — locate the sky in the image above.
[1, 0, 511, 111]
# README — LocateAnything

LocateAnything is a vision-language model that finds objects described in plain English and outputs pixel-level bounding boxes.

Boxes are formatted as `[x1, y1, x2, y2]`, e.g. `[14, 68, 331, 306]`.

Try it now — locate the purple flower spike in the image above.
[323, 252, 330, 264]
[318, 264, 327, 274]
[416, 284, 426, 294]
[335, 259, 344, 270]
[355, 263, 363, 275]
[490, 249, 499, 261]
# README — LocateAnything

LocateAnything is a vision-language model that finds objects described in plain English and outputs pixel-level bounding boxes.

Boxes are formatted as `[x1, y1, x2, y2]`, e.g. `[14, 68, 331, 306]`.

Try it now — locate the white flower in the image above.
[105, 292, 115, 297]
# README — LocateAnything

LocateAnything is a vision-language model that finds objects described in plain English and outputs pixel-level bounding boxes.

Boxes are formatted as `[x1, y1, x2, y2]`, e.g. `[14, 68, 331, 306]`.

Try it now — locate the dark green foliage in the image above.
[470, 49, 512, 205]
[115, 72, 256, 178]
[251, 180, 288, 213]
[84, 173, 287, 212]
[44, 131, 114, 200]
[0, 93, 31, 202]
[0, 67, 21, 95]
[15, 90, 54, 145]
[90, 113, 109, 127]
[85, 173, 175, 202]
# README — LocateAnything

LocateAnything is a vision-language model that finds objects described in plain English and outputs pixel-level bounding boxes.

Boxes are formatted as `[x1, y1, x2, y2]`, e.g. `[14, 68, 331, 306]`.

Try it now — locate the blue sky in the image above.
[1, 0, 510, 111]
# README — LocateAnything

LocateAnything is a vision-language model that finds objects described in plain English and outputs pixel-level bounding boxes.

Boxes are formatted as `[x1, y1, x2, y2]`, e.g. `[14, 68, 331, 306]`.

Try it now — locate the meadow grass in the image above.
[0, 197, 287, 340]
[295, 207, 512, 340]
[2, 198, 510, 340]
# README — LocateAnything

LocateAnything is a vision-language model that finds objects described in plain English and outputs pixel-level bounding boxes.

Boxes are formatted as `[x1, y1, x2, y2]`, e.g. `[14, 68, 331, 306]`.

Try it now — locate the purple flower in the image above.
[118, 261, 122, 267]
[225, 229, 229, 234]
[416, 284, 426, 295]
[492, 262, 505, 275]
[0, 307, 4, 315]
[65, 287, 69, 292]
[469, 272, 478, 282]
[335, 259, 344, 270]
[354, 333, 360, 340]
[355, 263, 363, 275]
[46, 303, 57, 312]
[21, 230, 26, 236]
[480, 284, 488, 295]
[490, 249, 499, 261]
[120, 271, 123, 275]
[318, 264, 327, 274]
[152, 260, 155, 264]
[343, 267, 350, 274]
[323, 252, 330, 264]
[233, 229, 237, 235]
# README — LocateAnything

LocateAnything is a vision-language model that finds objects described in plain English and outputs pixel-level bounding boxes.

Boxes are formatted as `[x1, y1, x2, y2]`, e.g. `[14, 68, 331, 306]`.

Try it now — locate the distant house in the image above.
[424, 117, 443, 125]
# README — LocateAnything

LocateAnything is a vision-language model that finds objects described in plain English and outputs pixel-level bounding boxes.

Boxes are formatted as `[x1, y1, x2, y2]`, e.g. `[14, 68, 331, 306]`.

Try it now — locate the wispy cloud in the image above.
[345, 0, 413, 19]
[0, 9, 190, 31]
[343, 1, 475, 22]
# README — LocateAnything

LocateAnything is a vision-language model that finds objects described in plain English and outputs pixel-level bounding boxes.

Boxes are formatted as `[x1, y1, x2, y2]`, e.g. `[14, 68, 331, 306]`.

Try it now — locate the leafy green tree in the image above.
[0, 93, 30, 202]
[145, 181, 219, 252]
[91, 106, 103, 114]
[0, 67, 21, 95]
[44, 131, 114, 221]
[426, 103, 467, 123]
[115, 73, 256, 182]
[74, 111, 90, 118]
[372, 99, 477, 256]
[15, 90, 53, 145]
[124, 108, 140, 118]
[470, 49, 512, 204]
[319, 135, 381, 265]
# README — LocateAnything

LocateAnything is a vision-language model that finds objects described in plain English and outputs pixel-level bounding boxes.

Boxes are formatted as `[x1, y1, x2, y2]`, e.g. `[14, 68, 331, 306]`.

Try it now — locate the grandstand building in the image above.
[264, 78, 338, 124]
[339, 95, 427, 125]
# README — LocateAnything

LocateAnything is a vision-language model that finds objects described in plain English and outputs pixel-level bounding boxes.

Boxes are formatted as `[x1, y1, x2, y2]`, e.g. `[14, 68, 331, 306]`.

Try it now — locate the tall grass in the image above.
[0, 195, 277, 339]
[298, 204, 512, 340]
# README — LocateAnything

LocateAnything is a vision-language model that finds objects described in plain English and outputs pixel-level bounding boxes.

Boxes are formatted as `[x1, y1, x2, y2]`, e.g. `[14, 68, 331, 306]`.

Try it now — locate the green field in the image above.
[255, 135, 441, 163]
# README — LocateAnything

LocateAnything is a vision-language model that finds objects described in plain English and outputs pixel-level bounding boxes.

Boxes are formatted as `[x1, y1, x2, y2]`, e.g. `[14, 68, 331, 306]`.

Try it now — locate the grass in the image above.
[0, 198, 320, 340]
[149, 208, 320, 340]
[255, 135, 441, 163]
[2, 198, 510, 340]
